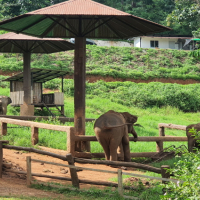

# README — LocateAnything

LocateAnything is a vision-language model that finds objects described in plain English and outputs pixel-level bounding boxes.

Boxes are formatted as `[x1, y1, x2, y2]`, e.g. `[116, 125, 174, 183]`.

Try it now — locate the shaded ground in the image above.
[1, 147, 145, 199]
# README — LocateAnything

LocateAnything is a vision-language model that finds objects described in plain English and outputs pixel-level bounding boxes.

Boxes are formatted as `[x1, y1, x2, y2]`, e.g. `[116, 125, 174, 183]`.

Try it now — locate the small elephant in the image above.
[94, 110, 138, 162]
[0, 96, 12, 115]
[186, 123, 200, 152]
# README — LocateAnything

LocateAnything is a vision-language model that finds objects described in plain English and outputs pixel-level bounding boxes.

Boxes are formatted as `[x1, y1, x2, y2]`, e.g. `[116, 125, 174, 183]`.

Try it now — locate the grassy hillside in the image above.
[0, 46, 200, 81]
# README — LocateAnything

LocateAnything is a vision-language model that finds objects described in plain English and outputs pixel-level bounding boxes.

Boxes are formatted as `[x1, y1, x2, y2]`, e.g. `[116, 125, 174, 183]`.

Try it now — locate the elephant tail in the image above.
[103, 123, 131, 130]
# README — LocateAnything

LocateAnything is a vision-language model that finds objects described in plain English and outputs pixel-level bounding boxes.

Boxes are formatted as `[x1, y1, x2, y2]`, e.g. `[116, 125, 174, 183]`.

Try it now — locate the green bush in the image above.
[54, 79, 200, 112]
[0, 75, 9, 88]
[161, 152, 200, 199]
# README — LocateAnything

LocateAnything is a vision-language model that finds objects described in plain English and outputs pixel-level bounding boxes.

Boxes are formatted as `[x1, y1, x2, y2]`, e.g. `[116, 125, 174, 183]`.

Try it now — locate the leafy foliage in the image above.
[167, 0, 200, 34]
[161, 151, 200, 199]
[42, 78, 200, 112]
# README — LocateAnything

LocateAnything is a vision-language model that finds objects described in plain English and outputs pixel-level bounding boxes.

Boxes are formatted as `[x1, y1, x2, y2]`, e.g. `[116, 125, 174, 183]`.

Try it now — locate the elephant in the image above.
[94, 110, 138, 162]
[0, 96, 12, 115]
[186, 123, 200, 152]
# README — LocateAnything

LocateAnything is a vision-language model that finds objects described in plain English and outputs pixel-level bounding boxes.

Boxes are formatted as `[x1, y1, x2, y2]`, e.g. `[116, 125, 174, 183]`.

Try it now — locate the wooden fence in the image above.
[0, 117, 188, 158]
[0, 141, 180, 198]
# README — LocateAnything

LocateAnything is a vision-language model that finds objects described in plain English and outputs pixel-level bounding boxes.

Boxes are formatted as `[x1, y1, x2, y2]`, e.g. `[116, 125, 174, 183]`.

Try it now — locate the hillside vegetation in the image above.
[0, 46, 200, 81]
[1, 46, 200, 113]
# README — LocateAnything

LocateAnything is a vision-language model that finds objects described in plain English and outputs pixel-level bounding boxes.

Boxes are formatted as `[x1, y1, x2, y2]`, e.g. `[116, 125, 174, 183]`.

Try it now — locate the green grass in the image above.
[2, 94, 196, 154]
[1, 46, 200, 81]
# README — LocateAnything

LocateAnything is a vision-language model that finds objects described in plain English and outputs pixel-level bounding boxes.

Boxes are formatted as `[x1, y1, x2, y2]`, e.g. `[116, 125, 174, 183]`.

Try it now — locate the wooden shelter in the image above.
[3, 68, 68, 116]
[0, 0, 171, 145]
[0, 32, 74, 116]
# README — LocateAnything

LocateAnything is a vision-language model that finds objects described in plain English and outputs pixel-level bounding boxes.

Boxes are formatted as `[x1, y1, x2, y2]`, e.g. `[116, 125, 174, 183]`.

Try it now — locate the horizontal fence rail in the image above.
[0, 115, 95, 123]
[0, 141, 181, 199]
[0, 118, 189, 159]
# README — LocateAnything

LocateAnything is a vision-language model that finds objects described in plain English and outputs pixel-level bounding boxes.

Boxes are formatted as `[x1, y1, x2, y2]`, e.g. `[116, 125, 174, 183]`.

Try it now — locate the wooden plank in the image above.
[0, 117, 73, 132]
[130, 136, 187, 142]
[0, 122, 7, 136]
[67, 128, 76, 156]
[74, 158, 161, 174]
[75, 136, 187, 142]
[159, 123, 186, 130]
[3, 145, 68, 161]
[66, 153, 79, 188]
[157, 127, 165, 152]
[75, 152, 159, 159]
[32, 158, 117, 174]
[161, 165, 170, 184]
[0, 142, 2, 178]
[54, 92, 64, 105]
[0, 115, 95, 122]
[31, 127, 39, 145]
[118, 169, 123, 196]
[26, 156, 31, 186]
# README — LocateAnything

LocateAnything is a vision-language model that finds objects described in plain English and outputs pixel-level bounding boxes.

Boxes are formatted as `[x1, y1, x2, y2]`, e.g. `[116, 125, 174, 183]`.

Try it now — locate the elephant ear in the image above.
[8, 97, 12, 104]
[121, 112, 138, 124]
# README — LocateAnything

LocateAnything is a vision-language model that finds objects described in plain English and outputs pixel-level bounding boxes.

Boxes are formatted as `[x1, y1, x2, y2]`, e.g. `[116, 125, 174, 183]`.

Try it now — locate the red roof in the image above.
[29, 0, 130, 16]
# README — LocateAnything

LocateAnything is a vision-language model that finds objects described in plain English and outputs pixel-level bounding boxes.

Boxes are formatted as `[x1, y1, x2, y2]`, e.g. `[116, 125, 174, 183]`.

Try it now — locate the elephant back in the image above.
[94, 110, 125, 129]
[186, 123, 200, 137]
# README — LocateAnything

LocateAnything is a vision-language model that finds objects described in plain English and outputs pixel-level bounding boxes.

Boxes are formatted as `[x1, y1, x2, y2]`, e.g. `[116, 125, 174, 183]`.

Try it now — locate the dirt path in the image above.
[1, 147, 142, 199]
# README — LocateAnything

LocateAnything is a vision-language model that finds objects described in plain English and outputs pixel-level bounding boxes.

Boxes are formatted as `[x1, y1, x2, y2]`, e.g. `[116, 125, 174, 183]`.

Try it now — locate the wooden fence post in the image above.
[118, 169, 123, 197]
[161, 165, 170, 184]
[157, 126, 165, 152]
[0, 142, 3, 178]
[0, 122, 7, 136]
[66, 153, 79, 188]
[31, 126, 39, 145]
[26, 156, 32, 186]
[67, 127, 76, 156]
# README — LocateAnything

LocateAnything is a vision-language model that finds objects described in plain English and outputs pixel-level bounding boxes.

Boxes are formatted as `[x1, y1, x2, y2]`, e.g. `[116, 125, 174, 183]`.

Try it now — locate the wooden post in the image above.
[74, 37, 90, 152]
[66, 153, 79, 188]
[0, 122, 7, 136]
[20, 52, 34, 116]
[0, 142, 3, 178]
[31, 126, 39, 145]
[157, 127, 165, 152]
[161, 165, 170, 184]
[118, 169, 123, 196]
[67, 127, 76, 156]
[26, 156, 32, 186]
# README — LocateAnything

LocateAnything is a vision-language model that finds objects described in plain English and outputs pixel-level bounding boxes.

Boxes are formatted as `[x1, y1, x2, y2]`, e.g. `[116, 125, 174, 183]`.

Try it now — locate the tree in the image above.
[167, 0, 200, 34]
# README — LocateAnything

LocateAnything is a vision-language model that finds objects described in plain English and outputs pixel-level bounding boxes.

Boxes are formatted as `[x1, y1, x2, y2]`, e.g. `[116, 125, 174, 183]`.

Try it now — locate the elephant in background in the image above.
[186, 123, 200, 152]
[0, 96, 12, 115]
[94, 110, 138, 162]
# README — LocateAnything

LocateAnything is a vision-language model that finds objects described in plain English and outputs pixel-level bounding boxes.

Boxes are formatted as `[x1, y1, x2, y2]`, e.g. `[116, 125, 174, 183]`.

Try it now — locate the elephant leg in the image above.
[117, 143, 124, 161]
[110, 138, 121, 161]
[2, 106, 7, 115]
[188, 138, 195, 152]
[122, 135, 131, 162]
[96, 136, 111, 161]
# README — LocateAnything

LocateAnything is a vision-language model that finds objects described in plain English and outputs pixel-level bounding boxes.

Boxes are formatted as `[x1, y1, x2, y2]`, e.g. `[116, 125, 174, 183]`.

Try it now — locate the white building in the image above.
[133, 36, 193, 50]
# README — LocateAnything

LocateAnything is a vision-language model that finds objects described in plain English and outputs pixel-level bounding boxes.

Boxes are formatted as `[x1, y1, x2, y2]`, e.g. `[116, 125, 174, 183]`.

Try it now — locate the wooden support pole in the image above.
[118, 169, 123, 196]
[26, 156, 32, 186]
[31, 126, 38, 145]
[67, 128, 76, 156]
[66, 153, 79, 188]
[161, 165, 170, 184]
[0, 122, 7, 136]
[74, 37, 90, 152]
[157, 127, 165, 152]
[0, 142, 3, 178]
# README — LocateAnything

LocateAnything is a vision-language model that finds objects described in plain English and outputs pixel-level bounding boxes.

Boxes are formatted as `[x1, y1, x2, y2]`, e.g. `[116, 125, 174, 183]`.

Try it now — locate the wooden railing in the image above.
[0, 118, 188, 158]
[0, 142, 178, 198]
